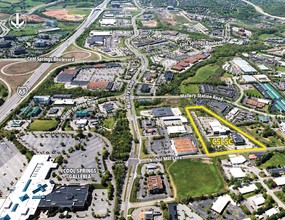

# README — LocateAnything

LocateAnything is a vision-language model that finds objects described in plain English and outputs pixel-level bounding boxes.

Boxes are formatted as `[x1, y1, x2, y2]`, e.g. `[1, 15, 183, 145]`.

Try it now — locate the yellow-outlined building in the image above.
[185, 106, 267, 156]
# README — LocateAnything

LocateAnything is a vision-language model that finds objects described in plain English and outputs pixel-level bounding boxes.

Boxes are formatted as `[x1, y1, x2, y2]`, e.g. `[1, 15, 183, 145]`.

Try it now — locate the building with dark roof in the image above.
[3, 35, 16, 41]
[141, 84, 150, 93]
[152, 107, 174, 117]
[106, 82, 114, 90]
[268, 167, 285, 174]
[53, 94, 72, 99]
[14, 47, 26, 55]
[88, 36, 105, 46]
[70, 81, 89, 86]
[164, 72, 174, 81]
[56, 69, 79, 83]
[168, 203, 178, 220]
[38, 185, 90, 211]
[102, 102, 114, 113]
[231, 132, 245, 145]
[0, 41, 12, 48]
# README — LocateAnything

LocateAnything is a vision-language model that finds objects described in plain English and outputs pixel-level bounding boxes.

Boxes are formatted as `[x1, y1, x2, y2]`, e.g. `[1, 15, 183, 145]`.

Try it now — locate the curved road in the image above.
[242, 0, 285, 21]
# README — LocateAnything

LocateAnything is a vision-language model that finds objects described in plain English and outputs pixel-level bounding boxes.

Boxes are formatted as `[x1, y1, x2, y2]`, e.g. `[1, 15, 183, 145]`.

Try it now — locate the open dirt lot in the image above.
[141, 20, 158, 27]
[3, 61, 40, 75]
[62, 51, 91, 59]
[43, 9, 85, 21]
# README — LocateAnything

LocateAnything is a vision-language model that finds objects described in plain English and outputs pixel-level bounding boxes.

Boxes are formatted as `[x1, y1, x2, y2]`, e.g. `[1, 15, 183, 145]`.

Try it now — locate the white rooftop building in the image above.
[209, 120, 230, 135]
[229, 155, 246, 164]
[229, 168, 246, 178]
[100, 19, 116, 26]
[53, 99, 75, 105]
[232, 57, 257, 74]
[89, 31, 112, 36]
[167, 126, 187, 135]
[274, 176, 285, 186]
[211, 195, 234, 214]
[0, 155, 57, 220]
[241, 75, 257, 83]
[252, 195, 265, 207]
[265, 207, 279, 217]
[238, 184, 257, 194]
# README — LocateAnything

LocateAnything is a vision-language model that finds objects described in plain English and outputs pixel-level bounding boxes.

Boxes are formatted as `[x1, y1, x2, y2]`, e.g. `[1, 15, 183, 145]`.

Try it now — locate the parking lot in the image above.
[19, 132, 107, 183]
[0, 139, 27, 197]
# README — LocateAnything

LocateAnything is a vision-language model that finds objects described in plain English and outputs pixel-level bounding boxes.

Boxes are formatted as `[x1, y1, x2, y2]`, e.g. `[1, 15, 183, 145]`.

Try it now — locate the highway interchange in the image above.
[0, 0, 110, 124]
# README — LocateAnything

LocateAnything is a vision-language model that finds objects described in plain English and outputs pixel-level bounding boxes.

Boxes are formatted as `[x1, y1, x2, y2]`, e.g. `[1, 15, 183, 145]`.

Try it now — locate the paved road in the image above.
[135, 95, 285, 118]
[249, 166, 285, 209]
[121, 0, 149, 217]
[0, 0, 110, 123]
[242, 0, 285, 21]
[27, 0, 64, 15]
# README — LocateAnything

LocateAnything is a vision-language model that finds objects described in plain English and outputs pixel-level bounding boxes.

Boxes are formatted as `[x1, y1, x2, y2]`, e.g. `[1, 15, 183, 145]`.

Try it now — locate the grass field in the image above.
[258, 34, 278, 41]
[274, 191, 285, 203]
[164, 159, 225, 198]
[244, 89, 264, 98]
[180, 84, 199, 94]
[184, 64, 219, 84]
[29, 119, 58, 131]
[103, 118, 115, 129]
[260, 152, 285, 169]
[277, 66, 285, 72]
[0, 81, 8, 99]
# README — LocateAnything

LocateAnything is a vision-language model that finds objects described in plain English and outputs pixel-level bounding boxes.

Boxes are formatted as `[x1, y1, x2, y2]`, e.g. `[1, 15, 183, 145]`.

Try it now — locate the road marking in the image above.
[185, 106, 266, 156]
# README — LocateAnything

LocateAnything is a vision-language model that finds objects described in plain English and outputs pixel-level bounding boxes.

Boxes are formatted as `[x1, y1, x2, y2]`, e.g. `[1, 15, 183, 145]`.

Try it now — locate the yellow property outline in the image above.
[185, 106, 267, 156]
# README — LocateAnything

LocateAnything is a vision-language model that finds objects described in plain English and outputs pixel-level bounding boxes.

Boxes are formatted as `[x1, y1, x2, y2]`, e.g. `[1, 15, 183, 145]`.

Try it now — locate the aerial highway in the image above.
[0, 0, 110, 123]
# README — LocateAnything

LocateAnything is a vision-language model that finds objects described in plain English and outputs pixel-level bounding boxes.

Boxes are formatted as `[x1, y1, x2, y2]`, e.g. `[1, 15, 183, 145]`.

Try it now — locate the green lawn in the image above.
[274, 191, 285, 203]
[260, 152, 285, 169]
[164, 159, 225, 198]
[29, 119, 58, 131]
[244, 89, 264, 98]
[277, 66, 285, 72]
[180, 84, 199, 94]
[67, 9, 90, 16]
[103, 118, 115, 129]
[258, 34, 278, 41]
[0, 81, 8, 99]
[184, 64, 219, 83]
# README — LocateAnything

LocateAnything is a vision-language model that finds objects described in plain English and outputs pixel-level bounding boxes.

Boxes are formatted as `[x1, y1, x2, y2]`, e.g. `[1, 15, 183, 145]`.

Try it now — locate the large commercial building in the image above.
[33, 96, 51, 105]
[232, 58, 258, 75]
[38, 185, 90, 211]
[171, 138, 198, 156]
[0, 155, 57, 220]
[209, 120, 230, 135]
[211, 195, 232, 214]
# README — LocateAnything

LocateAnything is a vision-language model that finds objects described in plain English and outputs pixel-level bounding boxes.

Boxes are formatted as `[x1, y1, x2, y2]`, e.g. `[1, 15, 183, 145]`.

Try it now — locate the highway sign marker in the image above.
[17, 86, 28, 97]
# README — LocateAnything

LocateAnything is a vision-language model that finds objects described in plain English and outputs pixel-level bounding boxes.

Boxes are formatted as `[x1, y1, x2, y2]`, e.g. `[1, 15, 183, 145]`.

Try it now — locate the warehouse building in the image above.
[171, 138, 198, 156]
[232, 58, 258, 75]
[211, 195, 232, 214]
[209, 120, 230, 135]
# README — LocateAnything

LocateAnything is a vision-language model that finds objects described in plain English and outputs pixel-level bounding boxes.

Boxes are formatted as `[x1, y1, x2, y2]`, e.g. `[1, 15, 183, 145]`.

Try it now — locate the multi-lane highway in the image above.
[0, 0, 110, 123]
